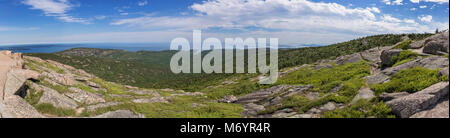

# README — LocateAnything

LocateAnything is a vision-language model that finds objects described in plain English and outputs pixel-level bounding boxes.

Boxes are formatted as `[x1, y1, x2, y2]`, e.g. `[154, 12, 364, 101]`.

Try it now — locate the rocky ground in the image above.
[0, 50, 195, 118]
[219, 32, 449, 118]
[0, 32, 448, 118]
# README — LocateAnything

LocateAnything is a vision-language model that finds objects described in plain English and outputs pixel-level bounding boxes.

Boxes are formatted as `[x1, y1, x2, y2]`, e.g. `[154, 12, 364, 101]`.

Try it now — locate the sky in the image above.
[0, 0, 449, 46]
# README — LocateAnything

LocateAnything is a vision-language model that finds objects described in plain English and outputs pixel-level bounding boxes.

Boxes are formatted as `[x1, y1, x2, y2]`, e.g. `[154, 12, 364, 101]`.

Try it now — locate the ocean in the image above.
[0, 43, 171, 53]
[0, 43, 321, 53]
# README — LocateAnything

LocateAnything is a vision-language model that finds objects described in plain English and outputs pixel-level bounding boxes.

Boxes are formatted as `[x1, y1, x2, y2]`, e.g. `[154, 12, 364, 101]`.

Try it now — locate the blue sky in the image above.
[0, 0, 448, 46]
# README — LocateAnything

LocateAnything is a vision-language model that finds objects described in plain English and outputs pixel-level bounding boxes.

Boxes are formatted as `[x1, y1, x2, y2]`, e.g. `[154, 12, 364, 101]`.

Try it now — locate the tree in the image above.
[435, 28, 439, 34]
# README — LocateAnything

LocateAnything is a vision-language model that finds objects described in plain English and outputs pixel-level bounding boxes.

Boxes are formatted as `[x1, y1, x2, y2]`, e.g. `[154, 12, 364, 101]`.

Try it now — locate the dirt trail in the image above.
[0, 52, 15, 101]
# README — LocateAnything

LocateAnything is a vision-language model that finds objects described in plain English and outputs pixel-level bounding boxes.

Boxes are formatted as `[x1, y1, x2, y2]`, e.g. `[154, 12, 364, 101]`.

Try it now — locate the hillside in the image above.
[27, 33, 432, 91]
[1, 32, 448, 118]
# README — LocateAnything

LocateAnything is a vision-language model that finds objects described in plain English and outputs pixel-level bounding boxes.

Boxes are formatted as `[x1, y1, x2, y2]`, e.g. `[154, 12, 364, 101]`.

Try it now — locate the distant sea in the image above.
[0, 43, 324, 53]
[0, 43, 171, 53]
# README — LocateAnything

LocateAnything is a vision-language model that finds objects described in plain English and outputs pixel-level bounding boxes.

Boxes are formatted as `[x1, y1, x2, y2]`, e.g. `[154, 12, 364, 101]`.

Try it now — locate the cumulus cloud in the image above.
[138, 1, 148, 6]
[108, 0, 447, 45]
[22, 0, 90, 24]
[383, 0, 404, 5]
[418, 15, 433, 22]
[410, 0, 449, 3]
[420, 5, 427, 8]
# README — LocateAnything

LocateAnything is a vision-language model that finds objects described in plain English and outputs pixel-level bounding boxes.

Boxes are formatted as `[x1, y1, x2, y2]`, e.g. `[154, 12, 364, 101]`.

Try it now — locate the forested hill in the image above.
[27, 33, 432, 91]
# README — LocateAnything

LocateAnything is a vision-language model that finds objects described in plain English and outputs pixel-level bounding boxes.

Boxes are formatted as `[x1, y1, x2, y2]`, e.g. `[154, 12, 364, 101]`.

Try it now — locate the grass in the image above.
[393, 40, 412, 50]
[259, 61, 370, 114]
[24, 81, 43, 106]
[277, 61, 370, 94]
[34, 103, 77, 117]
[371, 67, 443, 95]
[82, 96, 244, 118]
[323, 99, 395, 118]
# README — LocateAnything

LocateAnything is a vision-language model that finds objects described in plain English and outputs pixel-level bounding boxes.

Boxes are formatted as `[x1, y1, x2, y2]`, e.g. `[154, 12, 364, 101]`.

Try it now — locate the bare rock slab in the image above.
[38, 85, 78, 109]
[65, 87, 105, 105]
[386, 82, 449, 118]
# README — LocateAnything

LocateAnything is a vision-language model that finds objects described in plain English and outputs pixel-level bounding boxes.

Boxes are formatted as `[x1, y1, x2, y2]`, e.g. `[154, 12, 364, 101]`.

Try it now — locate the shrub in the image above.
[371, 67, 441, 94]
[393, 40, 412, 50]
[386, 50, 419, 67]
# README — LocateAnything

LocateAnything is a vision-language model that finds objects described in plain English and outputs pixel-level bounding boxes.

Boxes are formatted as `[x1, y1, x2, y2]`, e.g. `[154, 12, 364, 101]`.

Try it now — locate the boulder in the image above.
[351, 87, 375, 104]
[360, 47, 382, 62]
[380, 49, 402, 66]
[410, 98, 449, 118]
[242, 103, 265, 117]
[386, 82, 449, 118]
[1, 95, 43, 118]
[409, 39, 426, 49]
[335, 53, 362, 65]
[38, 85, 78, 109]
[422, 32, 449, 54]
[218, 95, 238, 103]
[94, 110, 144, 118]
[65, 87, 105, 105]
[365, 73, 390, 85]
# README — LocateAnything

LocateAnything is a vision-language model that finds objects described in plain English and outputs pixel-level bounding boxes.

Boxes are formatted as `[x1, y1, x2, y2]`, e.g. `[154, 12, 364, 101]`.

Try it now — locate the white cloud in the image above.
[138, 1, 148, 6]
[383, 0, 404, 5]
[420, 5, 427, 8]
[410, 0, 449, 4]
[22, 0, 90, 24]
[112, 0, 435, 35]
[418, 15, 433, 22]
[410, 7, 417, 10]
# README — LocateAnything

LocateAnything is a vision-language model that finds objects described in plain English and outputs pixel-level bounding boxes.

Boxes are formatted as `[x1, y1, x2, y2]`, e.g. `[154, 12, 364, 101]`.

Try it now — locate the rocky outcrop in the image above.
[422, 32, 449, 54]
[381, 56, 448, 76]
[94, 110, 144, 118]
[386, 82, 449, 118]
[335, 53, 362, 65]
[37, 85, 78, 109]
[365, 73, 390, 85]
[1, 50, 44, 118]
[410, 97, 449, 118]
[351, 87, 375, 104]
[65, 87, 105, 105]
[380, 49, 402, 66]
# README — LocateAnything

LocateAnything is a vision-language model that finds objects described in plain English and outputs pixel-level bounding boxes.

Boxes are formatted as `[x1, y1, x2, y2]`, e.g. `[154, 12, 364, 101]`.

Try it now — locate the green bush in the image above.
[393, 40, 412, 50]
[386, 50, 419, 67]
[371, 67, 441, 94]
